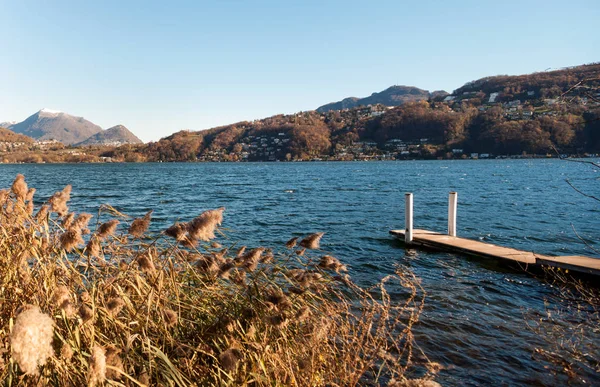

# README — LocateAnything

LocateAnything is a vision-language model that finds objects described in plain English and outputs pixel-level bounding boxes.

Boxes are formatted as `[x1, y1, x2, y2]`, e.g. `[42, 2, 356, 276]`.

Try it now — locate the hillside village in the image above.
[1, 63, 599, 163]
[158, 66, 600, 163]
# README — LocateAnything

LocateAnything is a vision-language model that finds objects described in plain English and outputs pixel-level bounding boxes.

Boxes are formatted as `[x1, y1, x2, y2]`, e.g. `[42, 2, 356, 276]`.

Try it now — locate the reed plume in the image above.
[11, 174, 28, 201]
[60, 344, 74, 362]
[165, 222, 188, 241]
[138, 252, 156, 274]
[73, 213, 93, 232]
[105, 345, 124, 380]
[219, 348, 242, 372]
[79, 305, 94, 323]
[53, 285, 71, 308]
[97, 219, 119, 239]
[318, 255, 348, 272]
[25, 187, 36, 202]
[88, 345, 106, 386]
[85, 236, 101, 258]
[187, 207, 225, 241]
[10, 305, 54, 375]
[295, 306, 311, 322]
[49, 185, 72, 216]
[299, 232, 325, 249]
[163, 309, 178, 327]
[218, 260, 236, 279]
[0, 189, 9, 206]
[35, 204, 49, 223]
[241, 247, 265, 271]
[60, 228, 84, 251]
[106, 297, 125, 317]
[236, 246, 246, 257]
[129, 210, 152, 237]
[62, 213, 75, 229]
[285, 236, 298, 249]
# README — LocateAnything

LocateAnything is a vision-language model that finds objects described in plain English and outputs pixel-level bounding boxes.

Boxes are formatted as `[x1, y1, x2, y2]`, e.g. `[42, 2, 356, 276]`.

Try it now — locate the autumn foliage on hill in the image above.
[453, 63, 600, 100]
[0, 128, 35, 144]
[124, 64, 599, 161]
[2, 63, 599, 163]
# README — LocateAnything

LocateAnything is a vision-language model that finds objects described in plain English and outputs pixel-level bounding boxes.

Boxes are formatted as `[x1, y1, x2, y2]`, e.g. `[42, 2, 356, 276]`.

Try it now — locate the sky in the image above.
[0, 0, 598, 142]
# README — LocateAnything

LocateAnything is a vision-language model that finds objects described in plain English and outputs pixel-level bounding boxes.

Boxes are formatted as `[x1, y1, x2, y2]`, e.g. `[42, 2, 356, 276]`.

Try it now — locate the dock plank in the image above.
[390, 229, 600, 275]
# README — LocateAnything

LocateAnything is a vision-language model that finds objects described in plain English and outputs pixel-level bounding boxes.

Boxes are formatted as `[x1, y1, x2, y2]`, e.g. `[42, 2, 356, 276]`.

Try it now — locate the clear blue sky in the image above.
[1, 0, 598, 142]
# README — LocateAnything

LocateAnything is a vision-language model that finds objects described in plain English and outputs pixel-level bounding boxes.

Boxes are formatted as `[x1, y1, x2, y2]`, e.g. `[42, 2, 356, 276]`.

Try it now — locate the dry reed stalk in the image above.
[0, 175, 434, 386]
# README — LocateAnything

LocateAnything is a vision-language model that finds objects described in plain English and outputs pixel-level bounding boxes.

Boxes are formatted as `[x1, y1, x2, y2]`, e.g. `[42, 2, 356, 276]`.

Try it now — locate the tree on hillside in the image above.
[210, 126, 246, 151]
[289, 123, 331, 158]
[143, 130, 204, 161]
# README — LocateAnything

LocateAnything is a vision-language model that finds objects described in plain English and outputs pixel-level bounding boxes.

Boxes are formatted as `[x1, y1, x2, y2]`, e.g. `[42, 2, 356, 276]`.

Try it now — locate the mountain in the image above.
[316, 85, 446, 112]
[76, 124, 143, 146]
[8, 109, 103, 145]
[0, 121, 17, 128]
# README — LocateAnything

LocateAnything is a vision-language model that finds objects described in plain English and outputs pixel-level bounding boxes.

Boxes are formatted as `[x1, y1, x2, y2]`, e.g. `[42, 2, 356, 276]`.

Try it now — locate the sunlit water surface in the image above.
[1, 159, 598, 385]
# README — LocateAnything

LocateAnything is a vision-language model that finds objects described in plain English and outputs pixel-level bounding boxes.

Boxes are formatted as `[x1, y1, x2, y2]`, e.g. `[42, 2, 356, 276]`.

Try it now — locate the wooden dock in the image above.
[390, 228, 600, 276]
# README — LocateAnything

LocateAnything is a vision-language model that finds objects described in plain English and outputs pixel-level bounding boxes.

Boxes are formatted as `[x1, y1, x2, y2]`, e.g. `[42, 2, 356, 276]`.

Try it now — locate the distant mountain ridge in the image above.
[6, 109, 142, 145]
[0, 121, 17, 128]
[8, 109, 102, 145]
[316, 86, 448, 112]
[77, 125, 142, 146]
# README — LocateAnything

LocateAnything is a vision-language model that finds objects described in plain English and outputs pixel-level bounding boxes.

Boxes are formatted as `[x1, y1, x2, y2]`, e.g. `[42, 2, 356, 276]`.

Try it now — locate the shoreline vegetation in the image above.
[0, 174, 441, 386]
[0, 154, 598, 165]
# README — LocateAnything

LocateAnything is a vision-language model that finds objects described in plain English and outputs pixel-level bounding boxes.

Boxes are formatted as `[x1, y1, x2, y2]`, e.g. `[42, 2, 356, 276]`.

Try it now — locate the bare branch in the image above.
[565, 179, 600, 202]
[551, 145, 600, 169]
[571, 224, 600, 255]
[560, 80, 584, 99]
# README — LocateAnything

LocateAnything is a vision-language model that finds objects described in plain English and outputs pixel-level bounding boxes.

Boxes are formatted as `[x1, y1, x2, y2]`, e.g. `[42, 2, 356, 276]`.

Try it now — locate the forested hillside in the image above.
[2, 63, 599, 163]
[113, 63, 599, 162]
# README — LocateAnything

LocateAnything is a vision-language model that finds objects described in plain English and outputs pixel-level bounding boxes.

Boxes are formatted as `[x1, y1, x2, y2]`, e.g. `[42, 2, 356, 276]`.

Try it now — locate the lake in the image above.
[1, 159, 598, 385]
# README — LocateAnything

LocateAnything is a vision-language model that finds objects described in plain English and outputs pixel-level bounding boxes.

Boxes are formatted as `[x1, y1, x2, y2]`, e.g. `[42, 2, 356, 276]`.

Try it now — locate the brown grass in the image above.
[525, 267, 600, 383]
[0, 175, 437, 386]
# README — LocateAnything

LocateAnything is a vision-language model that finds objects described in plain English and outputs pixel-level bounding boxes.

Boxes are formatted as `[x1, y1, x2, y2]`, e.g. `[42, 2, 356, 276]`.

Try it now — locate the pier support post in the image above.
[405, 193, 413, 244]
[448, 192, 457, 237]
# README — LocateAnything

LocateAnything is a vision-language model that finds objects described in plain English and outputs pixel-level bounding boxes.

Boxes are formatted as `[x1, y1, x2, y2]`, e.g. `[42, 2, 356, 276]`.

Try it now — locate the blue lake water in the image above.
[1, 159, 598, 385]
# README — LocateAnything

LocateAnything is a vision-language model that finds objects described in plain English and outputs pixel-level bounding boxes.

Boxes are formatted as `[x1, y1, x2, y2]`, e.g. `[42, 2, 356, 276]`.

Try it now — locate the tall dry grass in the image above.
[526, 267, 600, 384]
[0, 175, 438, 386]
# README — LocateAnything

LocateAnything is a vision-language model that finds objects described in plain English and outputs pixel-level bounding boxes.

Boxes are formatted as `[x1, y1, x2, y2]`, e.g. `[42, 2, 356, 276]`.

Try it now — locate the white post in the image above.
[405, 193, 413, 244]
[448, 191, 457, 237]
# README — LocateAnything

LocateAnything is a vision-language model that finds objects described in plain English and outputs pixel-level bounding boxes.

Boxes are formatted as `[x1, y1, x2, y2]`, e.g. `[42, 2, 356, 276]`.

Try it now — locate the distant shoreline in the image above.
[0, 155, 598, 166]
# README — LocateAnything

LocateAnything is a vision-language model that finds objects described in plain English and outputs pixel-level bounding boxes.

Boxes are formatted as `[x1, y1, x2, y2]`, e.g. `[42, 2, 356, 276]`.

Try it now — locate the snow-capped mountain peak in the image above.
[39, 108, 63, 115]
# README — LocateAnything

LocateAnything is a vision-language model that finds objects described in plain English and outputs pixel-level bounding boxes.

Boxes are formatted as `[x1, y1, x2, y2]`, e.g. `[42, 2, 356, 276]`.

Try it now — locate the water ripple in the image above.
[1, 159, 598, 385]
